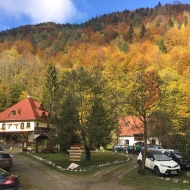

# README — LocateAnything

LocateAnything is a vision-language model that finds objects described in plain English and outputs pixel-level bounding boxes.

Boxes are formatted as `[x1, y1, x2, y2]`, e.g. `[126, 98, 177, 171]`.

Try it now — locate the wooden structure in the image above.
[34, 133, 52, 153]
[67, 145, 83, 162]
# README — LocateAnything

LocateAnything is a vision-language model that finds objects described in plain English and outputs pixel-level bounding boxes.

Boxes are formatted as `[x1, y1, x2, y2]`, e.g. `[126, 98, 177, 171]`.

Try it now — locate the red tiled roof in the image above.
[0, 97, 50, 122]
[118, 116, 144, 137]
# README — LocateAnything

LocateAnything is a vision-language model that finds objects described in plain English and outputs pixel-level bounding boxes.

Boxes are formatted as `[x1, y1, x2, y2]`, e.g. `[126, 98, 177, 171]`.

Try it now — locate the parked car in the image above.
[140, 144, 163, 150]
[164, 151, 190, 170]
[10, 155, 14, 164]
[112, 145, 128, 153]
[0, 168, 20, 190]
[0, 152, 13, 171]
[151, 148, 190, 170]
[137, 150, 181, 176]
[0, 151, 14, 165]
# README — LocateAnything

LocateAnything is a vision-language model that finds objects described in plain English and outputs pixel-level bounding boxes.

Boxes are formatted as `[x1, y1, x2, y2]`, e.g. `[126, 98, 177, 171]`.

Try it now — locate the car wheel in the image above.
[137, 160, 142, 167]
[154, 166, 161, 176]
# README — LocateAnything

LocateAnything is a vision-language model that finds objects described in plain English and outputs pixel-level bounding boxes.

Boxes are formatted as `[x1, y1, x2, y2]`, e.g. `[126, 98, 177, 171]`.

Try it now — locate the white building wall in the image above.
[118, 136, 160, 146]
[0, 121, 49, 132]
[0, 121, 35, 132]
[118, 137, 135, 146]
[0, 121, 50, 142]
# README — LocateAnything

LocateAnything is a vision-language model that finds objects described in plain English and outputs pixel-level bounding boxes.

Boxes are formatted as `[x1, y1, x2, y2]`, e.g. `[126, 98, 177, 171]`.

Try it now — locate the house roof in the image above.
[118, 116, 144, 137]
[0, 97, 51, 122]
[34, 133, 52, 140]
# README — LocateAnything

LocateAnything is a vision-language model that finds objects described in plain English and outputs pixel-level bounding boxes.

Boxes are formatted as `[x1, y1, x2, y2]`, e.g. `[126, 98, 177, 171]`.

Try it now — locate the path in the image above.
[9, 152, 137, 190]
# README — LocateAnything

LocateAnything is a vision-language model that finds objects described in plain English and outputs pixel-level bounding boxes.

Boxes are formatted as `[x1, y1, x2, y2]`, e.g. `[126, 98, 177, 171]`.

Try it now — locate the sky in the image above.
[0, 0, 189, 32]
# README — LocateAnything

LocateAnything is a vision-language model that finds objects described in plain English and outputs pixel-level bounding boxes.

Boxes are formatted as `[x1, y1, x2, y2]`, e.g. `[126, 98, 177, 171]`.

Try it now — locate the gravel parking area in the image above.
[9, 151, 137, 190]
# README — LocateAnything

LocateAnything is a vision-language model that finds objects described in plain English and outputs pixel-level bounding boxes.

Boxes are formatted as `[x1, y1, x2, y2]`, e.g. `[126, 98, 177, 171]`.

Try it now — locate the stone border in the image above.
[158, 174, 190, 184]
[25, 152, 131, 172]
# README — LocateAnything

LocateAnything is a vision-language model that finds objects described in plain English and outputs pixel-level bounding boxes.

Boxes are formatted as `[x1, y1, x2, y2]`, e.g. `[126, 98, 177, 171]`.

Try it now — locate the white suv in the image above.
[137, 150, 181, 176]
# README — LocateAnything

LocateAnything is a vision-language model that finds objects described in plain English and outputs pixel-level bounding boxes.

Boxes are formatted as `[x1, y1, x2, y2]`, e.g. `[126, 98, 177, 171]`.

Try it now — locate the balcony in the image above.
[34, 127, 50, 134]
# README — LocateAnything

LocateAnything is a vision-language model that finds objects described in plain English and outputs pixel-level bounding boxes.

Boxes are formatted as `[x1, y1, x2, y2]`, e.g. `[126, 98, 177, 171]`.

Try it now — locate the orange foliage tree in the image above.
[125, 67, 161, 175]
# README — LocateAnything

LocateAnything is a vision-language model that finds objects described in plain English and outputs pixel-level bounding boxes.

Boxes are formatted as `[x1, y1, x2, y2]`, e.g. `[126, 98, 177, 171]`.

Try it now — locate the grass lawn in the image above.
[120, 167, 190, 190]
[19, 150, 129, 174]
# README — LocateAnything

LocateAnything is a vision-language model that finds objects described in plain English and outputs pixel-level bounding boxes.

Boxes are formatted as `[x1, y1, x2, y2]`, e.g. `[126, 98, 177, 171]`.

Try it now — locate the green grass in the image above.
[18, 151, 129, 175]
[25, 151, 127, 166]
[120, 167, 190, 190]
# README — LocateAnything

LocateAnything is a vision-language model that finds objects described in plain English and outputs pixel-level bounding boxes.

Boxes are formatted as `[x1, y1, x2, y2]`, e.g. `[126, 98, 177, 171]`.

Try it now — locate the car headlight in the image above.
[175, 164, 179, 167]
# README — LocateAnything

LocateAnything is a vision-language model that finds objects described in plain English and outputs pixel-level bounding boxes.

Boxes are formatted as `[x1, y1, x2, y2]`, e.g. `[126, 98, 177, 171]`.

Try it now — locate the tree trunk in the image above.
[139, 121, 148, 175]
[85, 145, 91, 161]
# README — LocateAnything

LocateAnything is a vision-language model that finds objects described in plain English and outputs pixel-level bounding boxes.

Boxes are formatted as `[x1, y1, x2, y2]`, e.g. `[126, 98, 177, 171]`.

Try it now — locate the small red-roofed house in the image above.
[0, 96, 55, 143]
[117, 116, 159, 146]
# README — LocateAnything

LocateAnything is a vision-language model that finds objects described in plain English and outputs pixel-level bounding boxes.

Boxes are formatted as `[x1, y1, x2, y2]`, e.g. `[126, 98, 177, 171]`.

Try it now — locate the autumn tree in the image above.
[171, 118, 190, 161]
[149, 110, 173, 148]
[42, 63, 59, 113]
[156, 38, 167, 53]
[57, 67, 114, 160]
[127, 24, 134, 43]
[125, 67, 162, 175]
[55, 94, 81, 152]
[0, 84, 9, 111]
[140, 24, 146, 39]
[85, 67, 114, 158]
[105, 25, 117, 41]
[114, 36, 129, 53]
[168, 18, 174, 27]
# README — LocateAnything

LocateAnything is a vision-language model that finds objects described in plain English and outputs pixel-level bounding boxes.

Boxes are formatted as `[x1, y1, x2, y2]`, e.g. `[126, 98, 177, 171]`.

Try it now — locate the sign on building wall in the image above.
[0, 122, 34, 132]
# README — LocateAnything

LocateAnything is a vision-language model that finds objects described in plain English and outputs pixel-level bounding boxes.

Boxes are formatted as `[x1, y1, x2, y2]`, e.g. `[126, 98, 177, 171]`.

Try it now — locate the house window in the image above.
[12, 110, 17, 115]
[36, 123, 39, 127]
[118, 139, 123, 144]
[39, 104, 45, 110]
[20, 123, 24, 129]
[41, 112, 46, 118]
[1, 124, 6, 130]
[27, 123, 31, 129]
[9, 110, 18, 116]
[47, 124, 49, 128]
[134, 134, 143, 141]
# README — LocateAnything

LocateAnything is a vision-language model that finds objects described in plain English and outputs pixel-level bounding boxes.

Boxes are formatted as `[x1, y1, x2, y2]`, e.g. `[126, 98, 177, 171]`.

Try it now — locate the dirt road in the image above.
[10, 152, 137, 190]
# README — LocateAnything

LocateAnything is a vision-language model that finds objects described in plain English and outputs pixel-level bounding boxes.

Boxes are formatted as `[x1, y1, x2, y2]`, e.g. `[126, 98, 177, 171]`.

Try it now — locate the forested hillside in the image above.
[1, 2, 190, 152]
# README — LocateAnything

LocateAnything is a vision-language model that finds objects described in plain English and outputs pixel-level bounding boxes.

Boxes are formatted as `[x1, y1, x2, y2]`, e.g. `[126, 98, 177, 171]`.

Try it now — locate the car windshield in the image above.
[0, 154, 11, 158]
[154, 153, 171, 161]
[164, 151, 170, 156]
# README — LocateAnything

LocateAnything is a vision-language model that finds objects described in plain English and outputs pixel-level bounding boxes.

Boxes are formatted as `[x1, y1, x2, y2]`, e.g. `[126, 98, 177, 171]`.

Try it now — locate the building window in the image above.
[1, 124, 6, 130]
[39, 104, 45, 110]
[41, 112, 46, 118]
[134, 134, 143, 141]
[20, 123, 24, 129]
[47, 124, 49, 128]
[118, 139, 123, 145]
[12, 110, 16, 115]
[36, 123, 39, 127]
[9, 110, 18, 116]
[27, 123, 31, 129]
